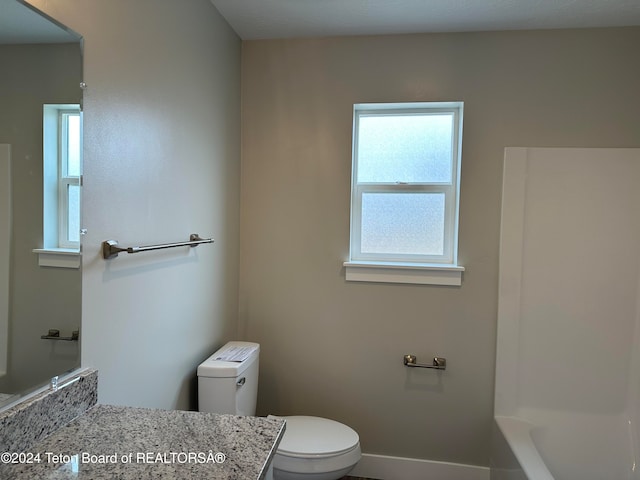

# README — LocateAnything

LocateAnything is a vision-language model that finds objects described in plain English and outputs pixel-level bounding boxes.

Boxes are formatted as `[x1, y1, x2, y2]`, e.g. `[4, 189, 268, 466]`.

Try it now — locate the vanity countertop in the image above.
[1, 404, 285, 480]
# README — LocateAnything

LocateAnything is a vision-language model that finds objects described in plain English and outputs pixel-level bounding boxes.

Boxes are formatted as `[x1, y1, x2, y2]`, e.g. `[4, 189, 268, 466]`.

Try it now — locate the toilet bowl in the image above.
[269, 415, 361, 480]
[197, 341, 361, 480]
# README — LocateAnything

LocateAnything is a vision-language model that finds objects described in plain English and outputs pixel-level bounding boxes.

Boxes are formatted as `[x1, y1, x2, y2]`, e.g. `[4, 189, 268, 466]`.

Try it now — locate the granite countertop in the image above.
[1, 404, 286, 480]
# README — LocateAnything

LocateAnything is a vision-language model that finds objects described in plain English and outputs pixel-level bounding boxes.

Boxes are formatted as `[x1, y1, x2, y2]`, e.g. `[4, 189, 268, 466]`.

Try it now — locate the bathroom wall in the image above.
[239, 27, 640, 466]
[18, 1, 640, 467]
[0, 43, 81, 392]
[28, 0, 241, 409]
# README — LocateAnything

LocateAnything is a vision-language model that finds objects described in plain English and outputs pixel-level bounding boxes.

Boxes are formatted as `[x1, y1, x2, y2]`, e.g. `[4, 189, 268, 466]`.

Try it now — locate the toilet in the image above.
[197, 341, 361, 480]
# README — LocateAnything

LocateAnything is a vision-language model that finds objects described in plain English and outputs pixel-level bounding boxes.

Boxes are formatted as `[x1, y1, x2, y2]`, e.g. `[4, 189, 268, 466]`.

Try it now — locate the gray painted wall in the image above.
[239, 28, 640, 466]
[0, 43, 81, 393]
[29, 0, 242, 410]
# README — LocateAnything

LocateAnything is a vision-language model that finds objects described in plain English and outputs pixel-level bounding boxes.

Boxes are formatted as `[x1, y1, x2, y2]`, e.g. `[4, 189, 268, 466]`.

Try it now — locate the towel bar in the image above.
[102, 233, 214, 259]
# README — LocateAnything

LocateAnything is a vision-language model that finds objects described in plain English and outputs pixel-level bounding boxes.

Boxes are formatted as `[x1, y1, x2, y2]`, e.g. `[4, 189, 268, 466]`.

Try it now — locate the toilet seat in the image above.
[271, 416, 361, 478]
[277, 416, 360, 457]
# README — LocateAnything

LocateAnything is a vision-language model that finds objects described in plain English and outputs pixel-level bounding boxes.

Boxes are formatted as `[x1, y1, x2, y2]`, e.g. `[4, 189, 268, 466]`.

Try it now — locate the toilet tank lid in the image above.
[197, 341, 260, 378]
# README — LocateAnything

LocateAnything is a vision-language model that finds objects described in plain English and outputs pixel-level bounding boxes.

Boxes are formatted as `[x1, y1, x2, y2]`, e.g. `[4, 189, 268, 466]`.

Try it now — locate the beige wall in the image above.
[240, 28, 640, 465]
[30, 0, 241, 409]
[0, 43, 82, 392]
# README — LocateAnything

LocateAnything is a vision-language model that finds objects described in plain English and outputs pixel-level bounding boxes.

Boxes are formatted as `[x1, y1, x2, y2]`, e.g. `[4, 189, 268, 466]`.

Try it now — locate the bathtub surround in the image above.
[0, 369, 97, 453]
[493, 148, 640, 479]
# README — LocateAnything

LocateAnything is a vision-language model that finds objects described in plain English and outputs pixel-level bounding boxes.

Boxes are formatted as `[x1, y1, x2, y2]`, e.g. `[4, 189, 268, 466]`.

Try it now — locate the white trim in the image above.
[495, 147, 528, 415]
[355, 101, 465, 111]
[32, 248, 81, 269]
[348, 101, 464, 268]
[344, 261, 464, 286]
[350, 453, 489, 480]
[57, 108, 81, 249]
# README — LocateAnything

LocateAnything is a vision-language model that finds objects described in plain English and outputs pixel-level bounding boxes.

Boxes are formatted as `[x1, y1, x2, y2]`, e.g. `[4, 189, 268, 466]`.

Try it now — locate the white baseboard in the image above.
[350, 453, 490, 480]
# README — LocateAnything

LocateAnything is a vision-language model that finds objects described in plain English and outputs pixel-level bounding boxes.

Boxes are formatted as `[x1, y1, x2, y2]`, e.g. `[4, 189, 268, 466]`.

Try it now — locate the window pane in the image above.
[361, 193, 445, 256]
[66, 114, 81, 177]
[67, 185, 80, 243]
[357, 113, 453, 184]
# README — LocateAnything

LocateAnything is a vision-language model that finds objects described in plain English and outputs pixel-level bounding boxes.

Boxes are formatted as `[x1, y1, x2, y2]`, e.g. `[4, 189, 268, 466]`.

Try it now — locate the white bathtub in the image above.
[493, 412, 637, 480]
[492, 416, 551, 480]
[493, 148, 640, 480]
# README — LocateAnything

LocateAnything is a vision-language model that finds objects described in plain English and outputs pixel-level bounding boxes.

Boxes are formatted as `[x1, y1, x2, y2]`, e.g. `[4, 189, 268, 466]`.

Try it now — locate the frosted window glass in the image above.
[66, 114, 81, 177]
[357, 113, 453, 183]
[67, 185, 80, 243]
[361, 193, 445, 255]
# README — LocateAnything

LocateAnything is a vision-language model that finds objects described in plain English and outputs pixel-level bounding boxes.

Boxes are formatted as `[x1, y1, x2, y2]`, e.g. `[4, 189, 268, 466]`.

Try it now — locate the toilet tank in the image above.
[197, 341, 259, 416]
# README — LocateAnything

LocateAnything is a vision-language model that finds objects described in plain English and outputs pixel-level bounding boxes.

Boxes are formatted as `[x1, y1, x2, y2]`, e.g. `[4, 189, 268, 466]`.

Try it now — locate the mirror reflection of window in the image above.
[43, 104, 81, 251]
[0, 0, 83, 409]
[60, 109, 81, 247]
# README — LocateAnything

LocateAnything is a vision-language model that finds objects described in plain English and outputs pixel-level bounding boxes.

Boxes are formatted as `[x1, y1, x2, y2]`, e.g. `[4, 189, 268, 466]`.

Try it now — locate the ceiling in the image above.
[210, 0, 640, 40]
[0, 0, 80, 44]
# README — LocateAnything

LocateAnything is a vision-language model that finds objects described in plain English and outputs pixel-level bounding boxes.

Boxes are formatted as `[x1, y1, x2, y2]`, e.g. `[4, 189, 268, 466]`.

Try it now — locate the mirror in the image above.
[0, 0, 83, 407]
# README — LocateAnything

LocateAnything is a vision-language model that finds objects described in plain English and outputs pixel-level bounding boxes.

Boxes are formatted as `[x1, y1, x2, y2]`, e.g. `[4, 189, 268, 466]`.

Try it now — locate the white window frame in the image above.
[344, 102, 465, 286]
[57, 109, 81, 249]
[34, 104, 82, 269]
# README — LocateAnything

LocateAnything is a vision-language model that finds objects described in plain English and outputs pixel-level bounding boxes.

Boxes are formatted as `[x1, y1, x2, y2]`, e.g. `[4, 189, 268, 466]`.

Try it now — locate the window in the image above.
[56, 109, 81, 248]
[34, 104, 82, 268]
[345, 102, 464, 285]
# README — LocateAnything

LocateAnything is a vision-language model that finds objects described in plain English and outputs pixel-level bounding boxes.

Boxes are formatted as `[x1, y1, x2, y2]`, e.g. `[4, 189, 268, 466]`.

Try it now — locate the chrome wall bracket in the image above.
[403, 354, 446, 370]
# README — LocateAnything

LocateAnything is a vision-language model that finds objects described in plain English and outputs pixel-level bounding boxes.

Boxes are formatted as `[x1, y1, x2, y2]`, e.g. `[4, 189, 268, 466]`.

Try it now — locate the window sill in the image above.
[33, 248, 81, 269]
[343, 261, 464, 286]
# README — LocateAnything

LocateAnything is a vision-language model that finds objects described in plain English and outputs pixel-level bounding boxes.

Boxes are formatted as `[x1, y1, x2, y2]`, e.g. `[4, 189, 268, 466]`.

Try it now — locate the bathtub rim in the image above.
[494, 415, 554, 480]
